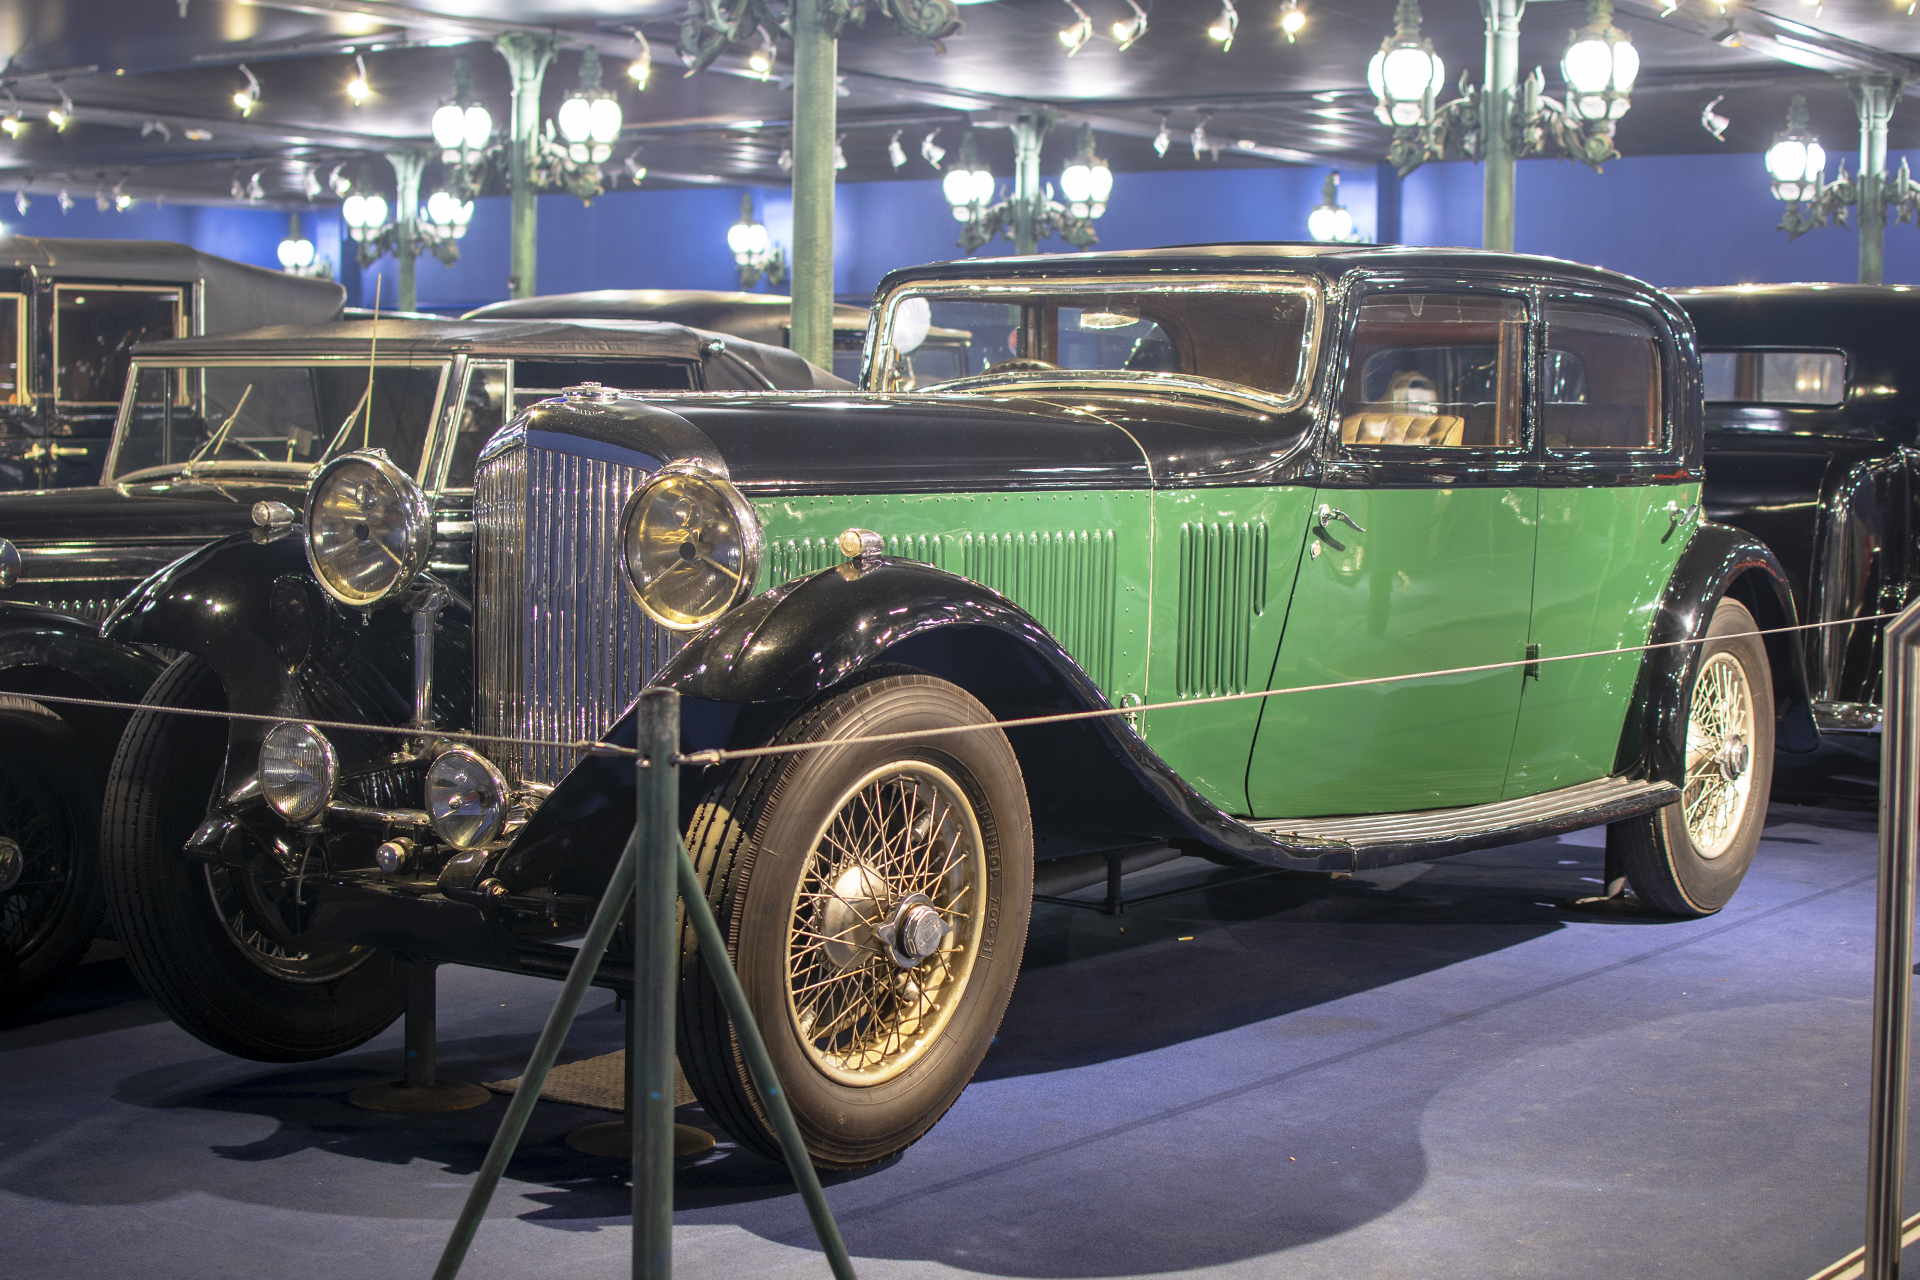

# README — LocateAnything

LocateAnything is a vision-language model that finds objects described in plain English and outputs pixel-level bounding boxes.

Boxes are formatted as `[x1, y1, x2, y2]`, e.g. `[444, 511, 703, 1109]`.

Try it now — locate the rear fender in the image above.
[473, 558, 1347, 901]
[102, 529, 469, 788]
[1618, 521, 1818, 787]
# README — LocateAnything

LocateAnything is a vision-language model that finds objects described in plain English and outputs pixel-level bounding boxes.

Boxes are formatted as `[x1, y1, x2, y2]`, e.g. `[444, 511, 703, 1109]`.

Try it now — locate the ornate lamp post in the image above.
[1769, 83, 1920, 285]
[727, 193, 787, 290]
[1368, 0, 1638, 250]
[1307, 171, 1361, 243]
[949, 117, 1112, 256]
[277, 214, 323, 276]
[1057, 124, 1113, 232]
[556, 48, 623, 166]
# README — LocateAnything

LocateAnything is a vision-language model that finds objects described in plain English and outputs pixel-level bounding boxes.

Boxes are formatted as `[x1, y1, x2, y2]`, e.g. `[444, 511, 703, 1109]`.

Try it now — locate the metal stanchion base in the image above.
[565, 1120, 715, 1160]
[349, 1079, 494, 1113]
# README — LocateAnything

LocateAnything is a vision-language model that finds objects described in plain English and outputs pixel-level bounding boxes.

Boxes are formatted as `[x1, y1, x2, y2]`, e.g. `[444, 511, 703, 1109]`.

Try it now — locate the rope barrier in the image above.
[11, 608, 1898, 768]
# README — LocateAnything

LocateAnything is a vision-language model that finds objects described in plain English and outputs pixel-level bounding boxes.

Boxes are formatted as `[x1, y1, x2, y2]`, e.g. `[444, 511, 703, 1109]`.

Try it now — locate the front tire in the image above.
[0, 697, 103, 1017]
[1612, 597, 1774, 917]
[101, 656, 405, 1060]
[679, 673, 1033, 1169]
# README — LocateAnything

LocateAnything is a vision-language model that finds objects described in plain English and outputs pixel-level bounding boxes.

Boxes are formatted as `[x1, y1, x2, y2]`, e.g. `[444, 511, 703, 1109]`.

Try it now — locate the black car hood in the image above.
[0, 472, 306, 544]
[492, 389, 1313, 494]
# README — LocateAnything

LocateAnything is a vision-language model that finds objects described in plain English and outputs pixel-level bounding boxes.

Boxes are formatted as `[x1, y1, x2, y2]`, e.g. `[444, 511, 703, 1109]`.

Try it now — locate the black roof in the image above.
[463, 289, 871, 346]
[1673, 283, 1920, 348]
[875, 242, 1657, 298]
[0, 236, 344, 332]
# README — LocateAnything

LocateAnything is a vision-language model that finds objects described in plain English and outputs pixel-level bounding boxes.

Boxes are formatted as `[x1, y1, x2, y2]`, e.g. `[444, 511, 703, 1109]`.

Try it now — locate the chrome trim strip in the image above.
[1816, 699, 1883, 733]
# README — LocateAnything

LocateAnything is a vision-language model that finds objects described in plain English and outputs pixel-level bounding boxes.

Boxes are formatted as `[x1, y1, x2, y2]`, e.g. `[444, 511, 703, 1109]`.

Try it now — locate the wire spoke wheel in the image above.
[204, 859, 368, 983]
[787, 762, 987, 1086]
[1681, 650, 1756, 859]
[0, 767, 74, 963]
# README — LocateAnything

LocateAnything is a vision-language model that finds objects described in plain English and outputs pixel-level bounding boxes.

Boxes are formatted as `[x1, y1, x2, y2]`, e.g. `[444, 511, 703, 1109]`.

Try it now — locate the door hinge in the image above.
[1524, 643, 1541, 680]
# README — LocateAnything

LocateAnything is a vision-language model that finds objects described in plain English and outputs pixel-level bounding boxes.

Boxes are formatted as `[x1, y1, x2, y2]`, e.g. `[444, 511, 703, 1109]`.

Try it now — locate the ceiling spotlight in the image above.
[1208, 0, 1240, 50]
[47, 90, 74, 131]
[746, 26, 776, 77]
[622, 147, 647, 186]
[1701, 94, 1730, 141]
[1280, 0, 1306, 42]
[115, 187, 133, 212]
[141, 119, 171, 141]
[1192, 114, 1214, 159]
[921, 128, 946, 167]
[778, 141, 792, 171]
[233, 64, 260, 116]
[1113, 0, 1148, 50]
[184, 127, 211, 140]
[628, 27, 652, 87]
[888, 129, 908, 168]
[1, 115, 21, 139]
[1058, 0, 1093, 54]
[1153, 115, 1171, 157]
[56, 189, 72, 213]
[12, 190, 26, 215]
[328, 163, 352, 197]
[347, 54, 369, 106]
[835, 133, 847, 169]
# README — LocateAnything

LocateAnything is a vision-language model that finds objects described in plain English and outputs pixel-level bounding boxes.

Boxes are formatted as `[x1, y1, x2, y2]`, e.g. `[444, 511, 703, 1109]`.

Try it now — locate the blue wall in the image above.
[8, 148, 1917, 312]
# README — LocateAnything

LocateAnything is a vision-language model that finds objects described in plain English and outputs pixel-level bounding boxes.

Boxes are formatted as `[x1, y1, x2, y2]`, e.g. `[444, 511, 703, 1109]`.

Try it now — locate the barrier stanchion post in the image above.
[1868, 599, 1920, 1279]
[633, 689, 678, 1280]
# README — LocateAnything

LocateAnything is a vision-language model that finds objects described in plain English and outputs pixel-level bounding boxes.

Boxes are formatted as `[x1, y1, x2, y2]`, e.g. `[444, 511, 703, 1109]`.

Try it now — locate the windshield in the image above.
[111, 362, 447, 482]
[874, 280, 1316, 401]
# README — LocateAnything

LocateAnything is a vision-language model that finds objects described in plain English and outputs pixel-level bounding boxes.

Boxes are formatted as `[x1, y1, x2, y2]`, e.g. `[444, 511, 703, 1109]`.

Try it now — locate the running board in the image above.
[1245, 776, 1680, 871]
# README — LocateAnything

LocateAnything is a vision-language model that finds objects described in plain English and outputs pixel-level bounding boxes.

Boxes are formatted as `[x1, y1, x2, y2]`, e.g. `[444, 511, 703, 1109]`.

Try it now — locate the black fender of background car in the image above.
[0, 602, 171, 775]
[101, 529, 472, 795]
[1616, 520, 1819, 788]
[476, 557, 1352, 908]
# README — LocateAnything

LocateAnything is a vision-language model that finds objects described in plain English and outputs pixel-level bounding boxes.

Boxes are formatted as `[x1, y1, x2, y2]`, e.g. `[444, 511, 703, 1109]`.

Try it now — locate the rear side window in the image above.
[1340, 292, 1528, 449]
[1542, 303, 1663, 451]
[55, 285, 183, 403]
[1702, 350, 1845, 406]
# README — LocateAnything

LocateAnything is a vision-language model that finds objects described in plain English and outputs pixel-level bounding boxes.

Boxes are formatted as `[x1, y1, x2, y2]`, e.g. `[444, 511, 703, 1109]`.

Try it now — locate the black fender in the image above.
[0, 602, 170, 775]
[1618, 521, 1819, 788]
[475, 558, 1348, 905]
[102, 528, 471, 790]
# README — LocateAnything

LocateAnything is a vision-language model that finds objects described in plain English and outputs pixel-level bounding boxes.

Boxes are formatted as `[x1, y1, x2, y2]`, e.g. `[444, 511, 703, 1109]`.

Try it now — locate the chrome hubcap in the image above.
[787, 762, 986, 1086]
[1683, 651, 1757, 860]
[0, 837, 21, 893]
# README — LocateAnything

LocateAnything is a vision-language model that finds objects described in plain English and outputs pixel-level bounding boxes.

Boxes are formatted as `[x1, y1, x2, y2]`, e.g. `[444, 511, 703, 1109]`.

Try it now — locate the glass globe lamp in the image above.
[1561, 0, 1638, 123]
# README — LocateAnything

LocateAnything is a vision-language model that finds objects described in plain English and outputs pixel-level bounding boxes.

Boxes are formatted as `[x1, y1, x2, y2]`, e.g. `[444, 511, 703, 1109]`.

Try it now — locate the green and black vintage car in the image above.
[89, 244, 1811, 1169]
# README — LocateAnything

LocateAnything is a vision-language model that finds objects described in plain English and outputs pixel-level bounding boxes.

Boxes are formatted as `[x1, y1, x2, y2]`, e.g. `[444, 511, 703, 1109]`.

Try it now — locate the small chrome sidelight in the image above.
[260, 722, 338, 822]
[426, 745, 510, 849]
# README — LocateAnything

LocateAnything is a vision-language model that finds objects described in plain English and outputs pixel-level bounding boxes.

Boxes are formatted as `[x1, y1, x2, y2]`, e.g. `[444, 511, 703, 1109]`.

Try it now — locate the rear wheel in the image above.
[1612, 597, 1774, 917]
[678, 673, 1032, 1169]
[101, 655, 404, 1060]
[0, 697, 102, 1017]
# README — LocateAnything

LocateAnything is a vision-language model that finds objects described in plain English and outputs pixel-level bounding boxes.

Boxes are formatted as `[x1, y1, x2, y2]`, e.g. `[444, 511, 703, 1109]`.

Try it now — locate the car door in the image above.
[1504, 292, 1696, 797]
[1247, 285, 1537, 819]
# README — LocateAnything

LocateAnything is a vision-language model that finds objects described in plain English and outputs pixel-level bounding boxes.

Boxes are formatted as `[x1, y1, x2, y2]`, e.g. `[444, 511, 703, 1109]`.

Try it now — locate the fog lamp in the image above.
[260, 722, 337, 821]
[426, 746, 510, 849]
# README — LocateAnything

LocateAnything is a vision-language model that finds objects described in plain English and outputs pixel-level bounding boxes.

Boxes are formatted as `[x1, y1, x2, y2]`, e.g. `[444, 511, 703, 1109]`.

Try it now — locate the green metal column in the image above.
[386, 148, 428, 313]
[631, 690, 678, 1279]
[790, 0, 837, 370]
[1481, 0, 1521, 252]
[495, 33, 554, 300]
[1850, 73, 1903, 287]
[1010, 111, 1051, 256]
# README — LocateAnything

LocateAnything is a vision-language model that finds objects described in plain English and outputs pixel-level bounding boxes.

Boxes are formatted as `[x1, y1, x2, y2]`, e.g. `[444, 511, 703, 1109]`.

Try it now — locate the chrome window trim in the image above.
[871, 273, 1324, 411]
[104, 357, 452, 488]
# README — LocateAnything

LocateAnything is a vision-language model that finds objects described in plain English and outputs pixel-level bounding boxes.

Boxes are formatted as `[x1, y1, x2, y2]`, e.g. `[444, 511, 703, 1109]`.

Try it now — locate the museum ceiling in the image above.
[0, 0, 1915, 207]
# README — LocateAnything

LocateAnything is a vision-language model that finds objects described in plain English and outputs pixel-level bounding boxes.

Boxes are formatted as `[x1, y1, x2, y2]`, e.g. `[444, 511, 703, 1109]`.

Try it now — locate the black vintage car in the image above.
[464, 288, 975, 387]
[0, 316, 842, 1015]
[82, 244, 1812, 1170]
[0, 237, 346, 490]
[1674, 284, 1914, 732]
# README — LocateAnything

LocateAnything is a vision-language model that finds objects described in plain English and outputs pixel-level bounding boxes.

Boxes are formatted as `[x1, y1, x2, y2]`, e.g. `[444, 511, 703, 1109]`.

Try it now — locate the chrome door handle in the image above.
[1663, 499, 1700, 542]
[1316, 503, 1365, 535]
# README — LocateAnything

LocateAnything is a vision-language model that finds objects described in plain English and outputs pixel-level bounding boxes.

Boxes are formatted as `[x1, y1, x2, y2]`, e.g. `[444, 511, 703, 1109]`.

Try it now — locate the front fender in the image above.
[1620, 521, 1818, 787]
[103, 529, 469, 787]
[470, 558, 1349, 901]
[0, 603, 170, 771]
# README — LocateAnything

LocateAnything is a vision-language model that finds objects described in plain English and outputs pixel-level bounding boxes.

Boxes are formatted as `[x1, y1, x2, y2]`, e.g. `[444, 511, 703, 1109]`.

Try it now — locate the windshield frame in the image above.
[105, 355, 453, 487]
[870, 273, 1323, 412]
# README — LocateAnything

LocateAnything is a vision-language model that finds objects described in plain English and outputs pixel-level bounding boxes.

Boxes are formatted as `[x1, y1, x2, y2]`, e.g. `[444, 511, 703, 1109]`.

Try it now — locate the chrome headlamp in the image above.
[260, 722, 337, 821]
[304, 450, 432, 608]
[426, 746, 509, 849]
[619, 460, 762, 630]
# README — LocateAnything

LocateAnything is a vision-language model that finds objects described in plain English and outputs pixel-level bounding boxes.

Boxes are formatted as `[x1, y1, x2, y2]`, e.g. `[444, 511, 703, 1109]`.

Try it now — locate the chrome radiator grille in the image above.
[474, 441, 683, 787]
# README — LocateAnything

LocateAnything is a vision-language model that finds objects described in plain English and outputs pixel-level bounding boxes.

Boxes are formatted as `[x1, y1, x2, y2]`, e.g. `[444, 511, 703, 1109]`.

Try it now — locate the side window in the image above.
[1340, 292, 1528, 449]
[55, 286, 183, 403]
[1701, 350, 1845, 406]
[1541, 302, 1663, 450]
[445, 360, 508, 489]
[0, 293, 24, 403]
